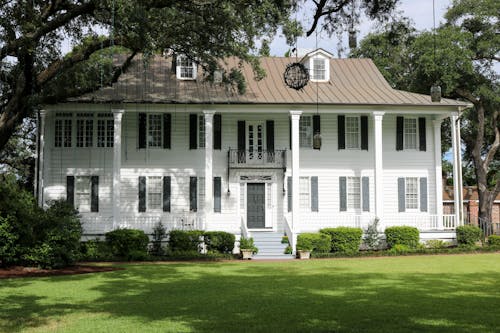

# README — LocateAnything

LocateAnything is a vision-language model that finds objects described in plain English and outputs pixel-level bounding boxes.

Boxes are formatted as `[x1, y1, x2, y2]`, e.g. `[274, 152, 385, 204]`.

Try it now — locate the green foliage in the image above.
[320, 227, 363, 254]
[284, 245, 293, 254]
[0, 215, 19, 266]
[487, 235, 500, 247]
[80, 239, 114, 261]
[239, 237, 258, 254]
[168, 230, 204, 252]
[281, 236, 289, 244]
[204, 231, 235, 254]
[425, 239, 449, 249]
[150, 222, 167, 256]
[387, 244, 414, 255]
[296, 233, 331, 253]
[164, 250, 233, 261]
[384, 226, 420, 249]
[105, 229, 150, 260]
[364, 218, 381, 250]
[456, 225, 482, 246]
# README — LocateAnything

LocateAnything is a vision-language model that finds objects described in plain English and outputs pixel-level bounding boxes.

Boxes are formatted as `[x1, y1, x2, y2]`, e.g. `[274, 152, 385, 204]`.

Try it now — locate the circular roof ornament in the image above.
[283, 62, 309, 90]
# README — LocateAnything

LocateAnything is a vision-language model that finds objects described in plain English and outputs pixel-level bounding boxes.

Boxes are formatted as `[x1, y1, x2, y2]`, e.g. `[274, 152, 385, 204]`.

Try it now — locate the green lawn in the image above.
[1, 254, 499, 333]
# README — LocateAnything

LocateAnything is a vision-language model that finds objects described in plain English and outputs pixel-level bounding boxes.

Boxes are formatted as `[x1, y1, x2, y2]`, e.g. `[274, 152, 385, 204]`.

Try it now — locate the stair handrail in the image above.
[241, 216, 251, 239]
[283, 215, 296, 255]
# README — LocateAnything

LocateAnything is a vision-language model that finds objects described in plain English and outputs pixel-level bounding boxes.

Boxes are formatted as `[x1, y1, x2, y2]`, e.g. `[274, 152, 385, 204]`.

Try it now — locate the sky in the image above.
[268, 0, 452, 57]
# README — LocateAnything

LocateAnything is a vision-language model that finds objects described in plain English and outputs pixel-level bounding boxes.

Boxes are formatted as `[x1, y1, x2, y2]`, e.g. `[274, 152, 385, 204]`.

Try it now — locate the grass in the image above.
[1, 253, 499, 333]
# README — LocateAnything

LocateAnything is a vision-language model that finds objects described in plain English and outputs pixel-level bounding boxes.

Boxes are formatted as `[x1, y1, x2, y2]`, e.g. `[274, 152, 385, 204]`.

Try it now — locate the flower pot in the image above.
[297, 250, 311, 260]
[241, 249, 254, 260]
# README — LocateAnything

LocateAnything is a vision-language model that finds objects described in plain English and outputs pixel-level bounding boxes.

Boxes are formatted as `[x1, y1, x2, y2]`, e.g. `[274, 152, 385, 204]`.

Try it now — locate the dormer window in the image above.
[176, 55, 197, 80]
[312, 58, 326, 80]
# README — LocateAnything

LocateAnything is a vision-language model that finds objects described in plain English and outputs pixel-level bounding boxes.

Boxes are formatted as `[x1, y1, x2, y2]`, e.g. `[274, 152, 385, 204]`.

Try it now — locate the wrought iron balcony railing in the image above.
[228, 149, 286, 169]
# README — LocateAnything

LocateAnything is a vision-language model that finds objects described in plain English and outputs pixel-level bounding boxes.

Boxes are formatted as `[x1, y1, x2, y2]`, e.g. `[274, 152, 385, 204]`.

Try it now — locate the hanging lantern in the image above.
[430, 83, 441, 102]
[313, 131, 322, 149]
[348, 29, 357, 49]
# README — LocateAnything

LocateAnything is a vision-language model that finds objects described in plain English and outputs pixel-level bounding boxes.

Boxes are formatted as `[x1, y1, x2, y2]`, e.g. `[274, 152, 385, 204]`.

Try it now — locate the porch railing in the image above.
[80, 213, 204, 236]
[228, 149, 286, 169]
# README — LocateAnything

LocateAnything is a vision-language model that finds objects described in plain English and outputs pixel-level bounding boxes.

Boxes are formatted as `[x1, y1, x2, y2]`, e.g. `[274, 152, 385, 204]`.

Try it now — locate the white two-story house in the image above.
[36, 49, 469, 253]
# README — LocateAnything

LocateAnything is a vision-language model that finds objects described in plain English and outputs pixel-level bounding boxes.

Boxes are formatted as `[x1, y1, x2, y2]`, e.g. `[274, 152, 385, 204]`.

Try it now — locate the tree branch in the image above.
[306, 0, 350, 36]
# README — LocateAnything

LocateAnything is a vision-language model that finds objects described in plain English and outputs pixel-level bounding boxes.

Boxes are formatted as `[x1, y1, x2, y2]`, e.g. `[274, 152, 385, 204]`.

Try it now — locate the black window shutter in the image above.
[339, 176, 347, 211]
[287, 176, 292, 212]
[419, 117, 426, 151]
[398, 177, 405, 212]
[362, 176, 369, 212]
[311, 176, 319, 212]
[313, 115, 321, 150]
[138, 176, 146, 212]
[66, 176, 74, 207]
[189, 114, 197, 149]
[420, 177, 428, 212]
[214, 177, 221, 213]
[338, 115, 345, 150]
[214, 114, 222, 150]
[361, 116, 368, 150]
[91, 176, 99, 212]
[163, 176, 171, 212]
[138, 113, 147, 149]
[163, 113, 171, 149]
[266, 120, 274, 152]
[396, 116, 404, 151]
[190, 177, 197, 212]
[237, 121, 245, 151]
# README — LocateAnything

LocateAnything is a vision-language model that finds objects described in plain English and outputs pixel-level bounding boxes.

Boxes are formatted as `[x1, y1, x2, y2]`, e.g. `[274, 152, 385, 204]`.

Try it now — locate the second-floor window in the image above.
[55, 113, 72, 147]
[177, 55, 196, 80]
[299, 116, 312, 148]
[345, 116, 360, 149]
[312, 58, 326, 80]
[76, 113, 93, 147]
[148, 114, 163, 148]
[404, 118, 417, 149]
[97, 113, 114, 147]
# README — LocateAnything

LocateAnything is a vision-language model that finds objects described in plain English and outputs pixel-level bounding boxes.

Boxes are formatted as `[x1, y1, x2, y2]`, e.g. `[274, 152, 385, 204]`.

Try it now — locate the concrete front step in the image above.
[252, 232, 290, 257]
[252, 254, 295, 260]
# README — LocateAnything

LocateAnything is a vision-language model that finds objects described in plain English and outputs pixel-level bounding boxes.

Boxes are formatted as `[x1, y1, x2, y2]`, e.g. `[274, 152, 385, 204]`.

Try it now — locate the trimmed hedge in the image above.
[105, 229, 149, 260]
[296, 233, 331, 253]
[456, 225, 482, 246]
[204, 231, 235, 254]
[487, 235, 500, 247]
[168, 230, 204, 252]
[320, 227, 362, 254]
[384, 226, 419, 249]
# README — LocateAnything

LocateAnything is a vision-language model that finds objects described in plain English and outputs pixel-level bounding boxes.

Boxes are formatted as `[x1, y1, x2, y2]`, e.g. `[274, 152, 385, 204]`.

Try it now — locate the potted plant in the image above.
[296, 235, 313, 259]
[239, 237, 258, 259]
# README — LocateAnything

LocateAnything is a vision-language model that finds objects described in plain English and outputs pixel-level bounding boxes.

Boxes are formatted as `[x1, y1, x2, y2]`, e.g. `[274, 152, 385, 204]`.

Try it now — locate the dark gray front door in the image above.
[247, 183, 265, 228]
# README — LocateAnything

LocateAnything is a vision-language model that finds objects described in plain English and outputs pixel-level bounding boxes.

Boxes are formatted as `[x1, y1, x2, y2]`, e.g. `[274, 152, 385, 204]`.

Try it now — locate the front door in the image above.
[247, 183, 265, 228]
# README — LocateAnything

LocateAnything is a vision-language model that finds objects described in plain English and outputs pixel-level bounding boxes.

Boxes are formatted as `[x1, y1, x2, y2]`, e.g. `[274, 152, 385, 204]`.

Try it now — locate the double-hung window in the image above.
[147, 176, 163, 210]
[312, 58, 326, 80]
[299, 177, 310, 209]
[345, 116, 360, 149]
[404, 118, 417, 149]
[198, 115, 205, 148]
[54, 113, 72, 147]
[405, 177, 419, 210]
[177, 56, 196, 80]
[299, 116, 312, 148]
[75, 176, 91, 212]
[76, 113, 93, 147]
[148, 114, 162, 148]
[347, 177, 361, 209]
[97, 113, 114, 147]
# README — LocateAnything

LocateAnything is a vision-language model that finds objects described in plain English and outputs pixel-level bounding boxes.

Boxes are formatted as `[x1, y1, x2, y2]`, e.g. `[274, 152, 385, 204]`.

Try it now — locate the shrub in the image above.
[387, 244, 413, 255]
[385, 226, 419, 249]
[320, 227, 362, 254]
[150, 222, 167, 256]
[0, 216, 19, 267]
[281, 236, 289, 244]
[204, 231, 235, 254]
[284, 245, 292, 254]
[487, 235, 500, 247]
[168, 230, 204, 252]
[364, 218, 381, 250]
[425, 239, 448, 249]
[456, 225, 482, 246]
[239, 237, 258, 254]
[80, 239, 113, 261]
[105, 229, 149, 260]
[296, 233, 331, 253]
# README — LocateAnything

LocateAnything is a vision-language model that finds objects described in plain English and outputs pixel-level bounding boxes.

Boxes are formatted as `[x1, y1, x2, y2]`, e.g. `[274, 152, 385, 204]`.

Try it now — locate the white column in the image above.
[456, 117, 464, 223]
[450, 115, 461, 225]
[290, 110, 302, 232]
[433, 119, 444, 228]
[204, 110, 215, 230]
[373, 111, 385, 220]
[37, 110, 46, 207]
[112, 109, 124, 228]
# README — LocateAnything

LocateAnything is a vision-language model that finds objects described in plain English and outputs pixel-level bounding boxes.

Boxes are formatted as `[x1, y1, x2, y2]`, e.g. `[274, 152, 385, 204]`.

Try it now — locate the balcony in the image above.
[228, 149, 286, 170]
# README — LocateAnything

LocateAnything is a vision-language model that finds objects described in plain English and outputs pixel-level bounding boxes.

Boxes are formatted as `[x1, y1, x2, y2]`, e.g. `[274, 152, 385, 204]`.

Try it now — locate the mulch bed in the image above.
[0, 265, 123, 279]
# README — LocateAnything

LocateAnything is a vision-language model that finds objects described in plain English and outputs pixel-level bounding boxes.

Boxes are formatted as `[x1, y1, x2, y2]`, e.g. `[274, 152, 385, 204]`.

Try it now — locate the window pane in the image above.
[405, 177, 419, 209]
[75, 176, 91, 212]
[404, 118, 417, 149]
[64, 119, 72, 147]
[148, 176, 162, 209]
[148, 114, 162, 147]
[198, 115, 205, 148]
[345, 117, 360, 149]
[55, 119, 63, 147]
[313, 59, 325, 80]
[107, 119, 114, 147]
[299, 116, 312, 148]
[347, 177, 361, 209]
[299, 177, 310, 209]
